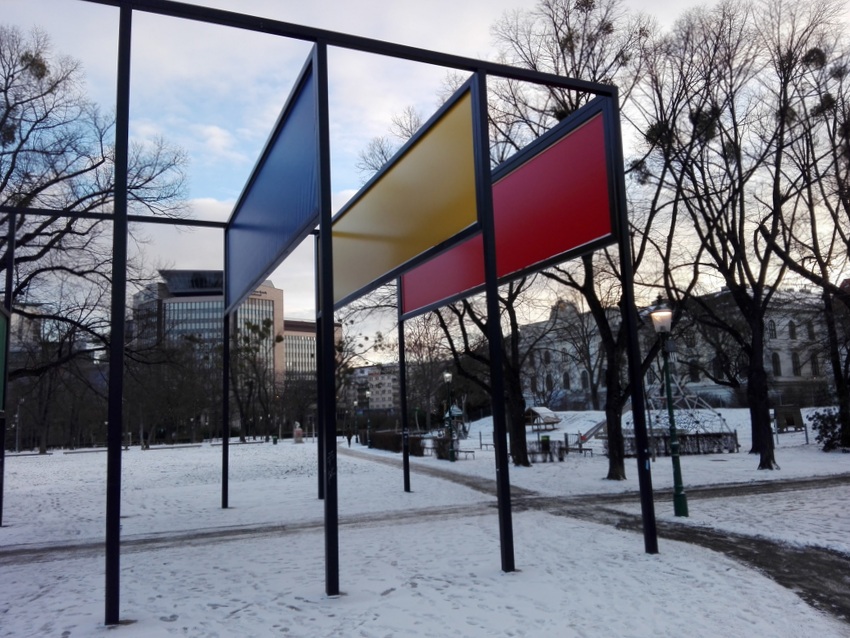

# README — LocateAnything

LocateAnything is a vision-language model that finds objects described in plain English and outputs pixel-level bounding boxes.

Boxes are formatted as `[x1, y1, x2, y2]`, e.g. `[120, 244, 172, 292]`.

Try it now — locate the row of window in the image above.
[530, 349, 820, 395]
[283, 334, 316, 374]
[531, 370, 592, 394]
[767, 319, 816, 341]
[771, 351, 819, 377]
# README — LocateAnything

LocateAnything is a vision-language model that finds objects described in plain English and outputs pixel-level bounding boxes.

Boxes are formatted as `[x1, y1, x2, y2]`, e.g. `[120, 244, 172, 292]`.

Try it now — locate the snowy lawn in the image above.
[1, 409, 848, 637]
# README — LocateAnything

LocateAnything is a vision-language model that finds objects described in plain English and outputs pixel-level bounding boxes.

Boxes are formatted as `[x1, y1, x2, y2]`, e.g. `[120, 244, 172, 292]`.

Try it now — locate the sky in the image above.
[1, 409, 849, 636]
[4, 0, 752, 319]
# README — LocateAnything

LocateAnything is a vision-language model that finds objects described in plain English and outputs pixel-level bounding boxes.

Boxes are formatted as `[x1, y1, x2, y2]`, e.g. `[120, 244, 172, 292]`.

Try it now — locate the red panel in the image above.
[401, 113, 612, 316]
[493, 115, 610, 277]
[401, 234, 484, 313]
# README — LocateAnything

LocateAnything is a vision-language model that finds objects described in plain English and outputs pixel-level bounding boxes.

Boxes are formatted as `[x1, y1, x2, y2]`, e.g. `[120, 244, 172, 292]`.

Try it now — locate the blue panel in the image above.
[225, 50, 320, 312]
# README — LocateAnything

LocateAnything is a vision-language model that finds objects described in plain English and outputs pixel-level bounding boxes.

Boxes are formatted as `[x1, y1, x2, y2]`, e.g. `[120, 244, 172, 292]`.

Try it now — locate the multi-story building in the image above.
[129, 270, 287, 439]
[346, 364, 401, 414]
[131, 269, 285, 379]
[283, 320, 318, 378]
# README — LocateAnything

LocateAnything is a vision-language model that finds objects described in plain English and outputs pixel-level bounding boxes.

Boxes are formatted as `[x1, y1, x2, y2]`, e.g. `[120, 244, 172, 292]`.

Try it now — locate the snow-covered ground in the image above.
[1, 409, 848, 637]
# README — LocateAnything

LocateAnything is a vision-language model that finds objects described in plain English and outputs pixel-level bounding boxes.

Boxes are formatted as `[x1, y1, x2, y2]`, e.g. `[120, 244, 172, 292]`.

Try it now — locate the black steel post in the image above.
[80, 0, 618, 102]
[0, 212, 16, 527]
[472, 72, 515, 572]
[315, 231, 325, 500]
[315, 43, 339, 596]
[222, 311, 231, 509]
[105, 5, 132, 626]
[607, 93, 658, 554]
[396, 304, 411, 492]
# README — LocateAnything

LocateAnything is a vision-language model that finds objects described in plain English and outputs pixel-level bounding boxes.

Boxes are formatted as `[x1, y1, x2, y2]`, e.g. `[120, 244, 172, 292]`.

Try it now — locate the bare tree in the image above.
[231, 318, 282, 441]
[435, 277, 553, 467]
[753, 0, 850, 444]
[631, 0, 850, 467]
[490, 0, 651, 133]
[0, 25, 188, 383]
[350, 0, 657, 475]
[355, 105, 424, 180]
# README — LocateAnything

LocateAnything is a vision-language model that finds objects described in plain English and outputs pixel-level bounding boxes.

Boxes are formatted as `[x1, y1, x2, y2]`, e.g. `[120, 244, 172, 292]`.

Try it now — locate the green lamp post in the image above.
[365, 390, 372, 448]
[650, 305, 689, 517]
[443, 370, 455, 462]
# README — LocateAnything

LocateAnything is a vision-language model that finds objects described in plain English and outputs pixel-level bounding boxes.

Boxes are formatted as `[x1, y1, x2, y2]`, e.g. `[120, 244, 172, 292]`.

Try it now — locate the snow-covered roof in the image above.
[524, 406, 561, 425]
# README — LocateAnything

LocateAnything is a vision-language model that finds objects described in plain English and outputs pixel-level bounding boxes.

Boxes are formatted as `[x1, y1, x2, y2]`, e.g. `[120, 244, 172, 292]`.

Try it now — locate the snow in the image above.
[1, 409, 848, 637]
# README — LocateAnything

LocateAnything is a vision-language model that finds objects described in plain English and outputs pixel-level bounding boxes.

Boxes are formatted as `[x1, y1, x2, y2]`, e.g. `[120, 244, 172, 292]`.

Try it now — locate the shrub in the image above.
[370, 430, 402, 453]
[808, 408, 841, 451]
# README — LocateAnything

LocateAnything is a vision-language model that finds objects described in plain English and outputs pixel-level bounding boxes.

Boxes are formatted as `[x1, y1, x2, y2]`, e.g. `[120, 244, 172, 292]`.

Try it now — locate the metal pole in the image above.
[661, 335, 688, 517]
[14, 402, 21, 454]
[0, 211, 14, 526]
[315, 42, 339, 597]
[315, 231, 325, 501]
[105, 4, 133, 626]
[446, 379, 455, 462]
[396, 307, 411, 492]
[472, 72, 515, 572]
[222, 311, 231, 509]
[366, 391, 371, 447]
[607, 93, 658, 554]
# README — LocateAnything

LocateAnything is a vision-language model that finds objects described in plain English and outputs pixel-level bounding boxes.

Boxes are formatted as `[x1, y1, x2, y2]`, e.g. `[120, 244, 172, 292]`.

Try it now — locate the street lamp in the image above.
[650, 305, 689, 517]
[443, 370, 455, 462]
[14, 398, 24, 454]
[365, 390, 372, 448]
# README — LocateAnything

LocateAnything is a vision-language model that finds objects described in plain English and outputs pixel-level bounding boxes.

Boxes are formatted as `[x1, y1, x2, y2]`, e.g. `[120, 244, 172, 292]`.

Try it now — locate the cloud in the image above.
[192, 124, 245, 162]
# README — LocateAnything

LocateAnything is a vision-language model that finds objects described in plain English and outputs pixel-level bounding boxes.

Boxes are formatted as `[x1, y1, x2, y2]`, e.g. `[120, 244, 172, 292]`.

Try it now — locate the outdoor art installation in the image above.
[0, 0, 659, 626]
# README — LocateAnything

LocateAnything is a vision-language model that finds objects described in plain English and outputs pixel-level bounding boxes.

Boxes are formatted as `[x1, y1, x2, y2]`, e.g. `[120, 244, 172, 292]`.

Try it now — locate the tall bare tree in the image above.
[403, 312, 453, 431]
[753, 0, 850, 444]
[0, 25, 187, 382]
[632, 0, 850, 467]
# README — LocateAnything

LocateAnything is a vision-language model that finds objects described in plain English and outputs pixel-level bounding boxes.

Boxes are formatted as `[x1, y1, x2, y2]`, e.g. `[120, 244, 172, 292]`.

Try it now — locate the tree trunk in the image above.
[507, 378, 530, 466]
[605, 403, 626, 480]
[590, 384, 600, 410]
[604, 362, 626, 480]
[747, 364, 777, 469]
[822, 292, 850, 447]
[38, 423, 49, 454]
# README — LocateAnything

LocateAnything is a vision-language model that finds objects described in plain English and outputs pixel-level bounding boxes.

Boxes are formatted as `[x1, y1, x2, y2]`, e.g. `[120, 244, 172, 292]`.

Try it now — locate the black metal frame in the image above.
[0, 212, 15, 529]
[0, 0, 659, 626]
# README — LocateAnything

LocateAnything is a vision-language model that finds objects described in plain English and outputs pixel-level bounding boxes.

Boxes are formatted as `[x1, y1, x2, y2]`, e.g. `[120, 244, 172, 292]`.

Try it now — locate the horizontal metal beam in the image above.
[0, 205, 227, 229]
[79, 0, 616, 98]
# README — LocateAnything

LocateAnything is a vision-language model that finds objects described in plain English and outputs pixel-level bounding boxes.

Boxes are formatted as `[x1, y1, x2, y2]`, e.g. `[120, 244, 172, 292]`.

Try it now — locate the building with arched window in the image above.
[518, 287, 838, 411]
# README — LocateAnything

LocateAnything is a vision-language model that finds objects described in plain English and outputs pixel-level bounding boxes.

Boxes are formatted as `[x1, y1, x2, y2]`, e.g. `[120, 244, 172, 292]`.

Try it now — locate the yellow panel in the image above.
[332, 91, 477, 304]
